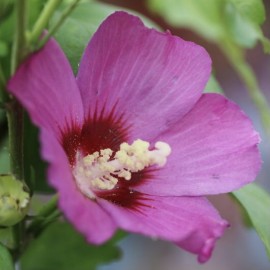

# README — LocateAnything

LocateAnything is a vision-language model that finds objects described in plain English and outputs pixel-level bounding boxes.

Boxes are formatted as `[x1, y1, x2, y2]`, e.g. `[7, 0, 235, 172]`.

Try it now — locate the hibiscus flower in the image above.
[8, 12, 261, 262]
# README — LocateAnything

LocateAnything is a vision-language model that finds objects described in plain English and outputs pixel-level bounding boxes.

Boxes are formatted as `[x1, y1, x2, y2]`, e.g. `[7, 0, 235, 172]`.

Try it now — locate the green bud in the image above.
[0, 175, 30, 227]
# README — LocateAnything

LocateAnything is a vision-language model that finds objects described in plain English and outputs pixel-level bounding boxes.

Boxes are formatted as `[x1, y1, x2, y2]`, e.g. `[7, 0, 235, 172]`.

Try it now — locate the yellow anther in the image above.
[118, 170, 132, 180]
[98, 156, 108, 163]
[107, 175, 118, 185]
[100, 149, 113, 156]
[99, 163, 115, 173]
[131, 140, 149, 153]
[83, 155, 95, 165]
[120, 142, 130, 152]
[115, 151, 132, 167]
[73, 139, 171, 197]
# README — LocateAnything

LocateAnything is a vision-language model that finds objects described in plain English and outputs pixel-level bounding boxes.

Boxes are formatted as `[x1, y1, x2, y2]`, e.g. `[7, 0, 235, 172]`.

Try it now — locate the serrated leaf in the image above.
[147, 0, 269, 49]
[148, 0, 225, 41]
[224, 2, 260, 48]
[229, 0, 265, 25]
[20, 221, 122, 270]
[232, 183, 270, 259]
[51, 1, 160, 74]
[0, 243, 14, 270]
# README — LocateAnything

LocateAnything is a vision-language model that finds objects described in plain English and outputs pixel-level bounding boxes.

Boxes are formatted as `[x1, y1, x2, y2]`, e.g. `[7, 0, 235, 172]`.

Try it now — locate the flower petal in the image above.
[135, 93, 261, 196]
[40, 129, 117, 244]
[8, 38, 84, 138]
[98, 195, 228, 262]
[77, 11, 211, 141]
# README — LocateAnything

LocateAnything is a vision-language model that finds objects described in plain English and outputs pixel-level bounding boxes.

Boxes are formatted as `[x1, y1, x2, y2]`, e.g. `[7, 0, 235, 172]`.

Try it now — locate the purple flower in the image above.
[8, 12, 261, 262]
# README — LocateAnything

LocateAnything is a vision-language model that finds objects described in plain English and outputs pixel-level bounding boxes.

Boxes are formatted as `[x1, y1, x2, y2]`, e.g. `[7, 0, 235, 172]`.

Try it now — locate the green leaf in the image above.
[228, 0, 270, 52]
[0, 0, 48, 82]
[0, 243, 14, 270]
[0, 41, 8, 57]
[148, 0, 226, 41]
[147, 0, 269, 49]
[20, 221, 122, 270]
[51, 1, 160, 74]
[0, 0, 46, 43]
[232, 183, 270, 259]
[229, 0, 265, 25]
[0, 4, 14, 55]
[0, 0, 14, 24]
[204, 74, 224, 94]
[224, 2, 259, 48]
[224, 1, 269, 49]
[0, 227, 14, 249]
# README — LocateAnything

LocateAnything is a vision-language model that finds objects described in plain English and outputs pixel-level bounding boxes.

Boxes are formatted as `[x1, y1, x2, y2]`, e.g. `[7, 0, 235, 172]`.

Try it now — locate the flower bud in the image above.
[0, 175, 30, 227]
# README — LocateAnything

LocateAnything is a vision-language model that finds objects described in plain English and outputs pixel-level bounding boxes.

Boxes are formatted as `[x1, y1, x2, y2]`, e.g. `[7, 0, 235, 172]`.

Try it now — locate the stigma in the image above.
[73, 139, 171, 199]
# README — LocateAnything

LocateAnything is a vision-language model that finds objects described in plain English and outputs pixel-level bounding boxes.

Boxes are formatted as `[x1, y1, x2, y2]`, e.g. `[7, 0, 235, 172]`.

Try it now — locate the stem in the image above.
[28, 0, 62, 44]
[6, 101, 24, 180]
[11, 0, 27, 75]
[31, 210, 61, 236]
[8, 0, 29, 183]
[36, 195, 58, 217]
[10, 222, 25, 261]
[27, 195, 59, 235]
[221, 41, 270, 138]
[0, 117, 8, 147]
[0, 62, 8, 104]
[8, 0, 28, 260]
[11, 196, 59, 260]
[37, 0, 81, 49]
[0, 62, 6, 87]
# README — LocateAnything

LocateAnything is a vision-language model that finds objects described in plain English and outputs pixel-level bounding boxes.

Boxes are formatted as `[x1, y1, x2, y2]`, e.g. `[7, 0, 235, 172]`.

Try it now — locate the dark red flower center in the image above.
[61, 108, 147, 209]
[61, 106, 170, 210]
